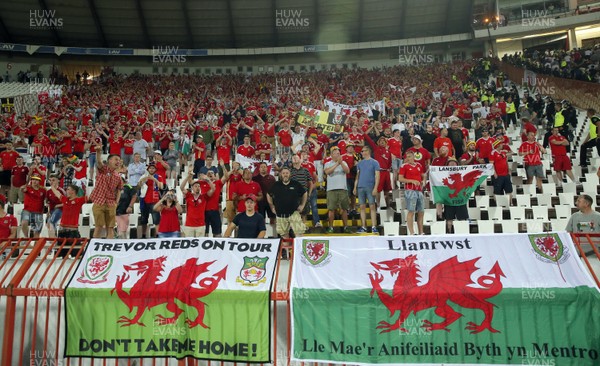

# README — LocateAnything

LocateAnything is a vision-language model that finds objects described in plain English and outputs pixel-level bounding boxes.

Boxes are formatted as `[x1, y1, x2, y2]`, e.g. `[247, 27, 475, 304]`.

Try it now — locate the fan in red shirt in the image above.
[398, 150, 426, 235]
[433, 129, 455, 157]
[490, 139, 513, 199]
[406, 135, 432, 171]
[277, 123, 293, 152]
[518, 131, 546, 191]
[55, 184, 87, 239]
[179, 173, 215, 237]
[237, 135, 256, 158]
[234, 168, 263, 213]
[475, 129, 494, 162]
[460, 141, 485, 165]
[20, 174, 46, 238]
[521, 118, 538, 142]
[364, 133, 393, 207]
[0, 194, 18, 243]
[154, 190, 183, 238]
[255, 134, 272, 160]
[205, 170, 228, 237]
[548, 127, 579, 186]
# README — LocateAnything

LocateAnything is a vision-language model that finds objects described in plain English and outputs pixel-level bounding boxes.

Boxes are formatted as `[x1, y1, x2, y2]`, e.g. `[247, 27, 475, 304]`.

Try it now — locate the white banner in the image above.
[324, 99, 386, 117]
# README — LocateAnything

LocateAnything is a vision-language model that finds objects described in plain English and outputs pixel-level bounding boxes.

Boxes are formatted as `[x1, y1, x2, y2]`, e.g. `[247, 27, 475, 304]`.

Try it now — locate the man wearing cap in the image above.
[137, 163, 164, 238]
[490, 138, 513, 203]
[90, 146, 123, 239]
[460, 140, 483, 165]
[9, 155, 28, 204]
[0, 193, 17, 256]
[224, 194, 266, 239]
[519, 131, 546, 192]
[406, 135, 432, 172]
[20, 173, 46, 238]
[70, 155, 88, 190]
[180, 172, 215, 237]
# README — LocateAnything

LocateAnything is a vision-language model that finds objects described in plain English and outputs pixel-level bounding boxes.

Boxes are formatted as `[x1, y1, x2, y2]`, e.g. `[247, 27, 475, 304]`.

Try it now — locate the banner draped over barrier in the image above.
[65, 237, 280, 362]
[290, 233, 600, 365]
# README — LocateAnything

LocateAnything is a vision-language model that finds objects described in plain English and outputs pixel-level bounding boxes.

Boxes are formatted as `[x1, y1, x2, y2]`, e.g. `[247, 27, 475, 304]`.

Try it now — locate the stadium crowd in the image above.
[0, 57, 600, 244]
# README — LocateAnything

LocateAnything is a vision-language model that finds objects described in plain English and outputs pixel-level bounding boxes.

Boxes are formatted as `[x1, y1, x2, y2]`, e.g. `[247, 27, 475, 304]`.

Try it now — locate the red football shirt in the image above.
[519, 141, 542, 166]
[277, 130, 292, 147]
[234, 180, 262, 212]
[399, 163, 424, 191]
[0, 214, 17, 238]
[46, 187, 65, 211]
[11, 166, 29, 187]
[237, 144, 256, 158]
[476, 137, 494, 160]
[548, 135, 568, 156]
[24, 186, 46, 213]
[184, 191, 208, 227]
[0, 150, 20, 170]
[158, 206, 181, 233]
[490, 150, 509, 176]
[60, 196, 86, 228]
[205, 180, 224, 211]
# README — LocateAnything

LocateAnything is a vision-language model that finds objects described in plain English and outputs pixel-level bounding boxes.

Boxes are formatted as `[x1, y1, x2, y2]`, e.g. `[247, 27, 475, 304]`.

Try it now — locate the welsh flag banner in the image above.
[291, 233, 600, 365]
[430, 164, 494, 206]
[65, 237, 280, 361]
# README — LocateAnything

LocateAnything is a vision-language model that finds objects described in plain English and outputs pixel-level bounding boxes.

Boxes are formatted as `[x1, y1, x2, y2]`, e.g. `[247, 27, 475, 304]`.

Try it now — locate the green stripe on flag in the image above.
[293, 288, 600, 365]
[66, 289, 270, 361]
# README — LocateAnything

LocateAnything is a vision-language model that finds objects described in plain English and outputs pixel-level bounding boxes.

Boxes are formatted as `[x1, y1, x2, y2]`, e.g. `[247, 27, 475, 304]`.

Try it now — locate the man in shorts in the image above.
[548, 127, 580, 186]
[89, 145, 123, 239]
[490, 138, 513, 204]
[353, 145, 380, 234]
[519, 131, 546, 193]
[267, 167, 307, 239]
[20, 174, 46, 238]
[324, 147, 352, 234]
[442, 158, 469, 233]
[398, 150, 426, 235]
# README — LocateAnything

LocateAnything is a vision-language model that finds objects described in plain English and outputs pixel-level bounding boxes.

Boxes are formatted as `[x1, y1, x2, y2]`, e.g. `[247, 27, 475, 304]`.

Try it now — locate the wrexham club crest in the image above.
[528, 233, 570, 282]
[237, 256, 268, 286]
[77, 255, 113, 284]
[301, 239, 331, 266]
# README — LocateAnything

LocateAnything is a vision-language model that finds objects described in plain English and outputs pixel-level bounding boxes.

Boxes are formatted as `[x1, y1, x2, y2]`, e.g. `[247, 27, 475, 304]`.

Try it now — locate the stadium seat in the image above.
[495, 195, 511, 208]
[383, 222, 400, 236]
[562, 182, 577, 194]
[515, 194, 531, 207]
[585, 173, 599, 185]
[467, 207, 480, 220]
[509, 207, 525, 221]
[501, 220, 519, 233]
[582, 182, 597, 195]
[525, 220, 545, 233]
[522, 184, 536, 196]
[453, 220, 470, 234]
[487, 207, 503, 221]
[541, 183, 556, 196]
[379, 209, 392, 223]
[423, 209, 437, 223]
[532, 206, 549, 221]
[555, 205, 572, 220]
[558, 192, 575, 206]
[430, 221, 446, 235]
[13, 204, 24, 222]
[475, 195, 489, 208]
[536, 194, 552, 207]
[477, 220, 494, 234]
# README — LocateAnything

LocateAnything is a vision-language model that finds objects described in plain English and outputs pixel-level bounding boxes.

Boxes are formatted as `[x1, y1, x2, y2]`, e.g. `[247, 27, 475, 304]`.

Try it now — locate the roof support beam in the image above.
[271, 0, 278, 47]
[134, 0, 151, 48]
[443, 0, 452, 35]
[87, 0, 108, 47]
[226, 0, 236, 48]
[181, 0, 194, 48]
[38, 0, 62, 46]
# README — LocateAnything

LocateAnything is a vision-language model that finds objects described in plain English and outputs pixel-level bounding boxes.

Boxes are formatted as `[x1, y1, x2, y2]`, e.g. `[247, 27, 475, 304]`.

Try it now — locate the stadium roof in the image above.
[0, 0, 476, 49]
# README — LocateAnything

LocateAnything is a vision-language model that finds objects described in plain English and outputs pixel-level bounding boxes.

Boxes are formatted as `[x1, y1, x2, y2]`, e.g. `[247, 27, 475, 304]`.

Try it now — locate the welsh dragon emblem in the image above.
[110, 256, 227, 328]
[369, 255, 505, 334]
[442, 170, 483, 198]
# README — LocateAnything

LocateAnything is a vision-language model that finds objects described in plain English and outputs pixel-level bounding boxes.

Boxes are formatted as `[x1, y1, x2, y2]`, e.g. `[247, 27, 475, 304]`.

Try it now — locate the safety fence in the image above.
[0, 235, 598, 366]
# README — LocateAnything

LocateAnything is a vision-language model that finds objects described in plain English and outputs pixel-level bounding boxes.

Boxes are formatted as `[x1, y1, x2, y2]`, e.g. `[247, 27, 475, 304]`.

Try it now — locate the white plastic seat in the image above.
[501, 220, 519, 233]
[585, 173, 599, 185]
[487, 207, 503, 221]
[383, 222, 400, 236]
[582, 182, 597, 195]
[515, 194, 531, 207]
[495, 195, 511, 208]
[525, 220, 544, 233]
[423, 209, 437, 223]
[477, 220, 495, 234]
[453, 220, 470, 234]
[555, 205, 572, 220]
[429, 221, 447, 235]
[509, 207, 525, 221]
[522, 184, 536, 196]
[532, 206, 549, 221]
[379, 209, 392, 223]
[536, 194, 552, 207]
[562, 182, 577, 194]
[550, 219, 569, 232]
[558, 192, 575, 206]
[475, 195, 489, 208]
[467, 207, 480, 220]
[541, 183, 556, 196]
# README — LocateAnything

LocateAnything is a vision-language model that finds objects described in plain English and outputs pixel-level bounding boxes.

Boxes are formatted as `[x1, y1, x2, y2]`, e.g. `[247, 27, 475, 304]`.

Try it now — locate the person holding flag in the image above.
[442, 158, 469, 233]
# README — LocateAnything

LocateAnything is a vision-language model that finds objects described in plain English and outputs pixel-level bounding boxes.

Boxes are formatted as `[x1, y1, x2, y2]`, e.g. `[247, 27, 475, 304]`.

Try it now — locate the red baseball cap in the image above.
[245, 194, 258, 203]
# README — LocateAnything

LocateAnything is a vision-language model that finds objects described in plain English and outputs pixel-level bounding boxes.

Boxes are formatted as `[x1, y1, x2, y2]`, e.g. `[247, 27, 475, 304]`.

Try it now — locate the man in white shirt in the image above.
[127, 153, 147, 186]
[132, 132, 150, 161]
